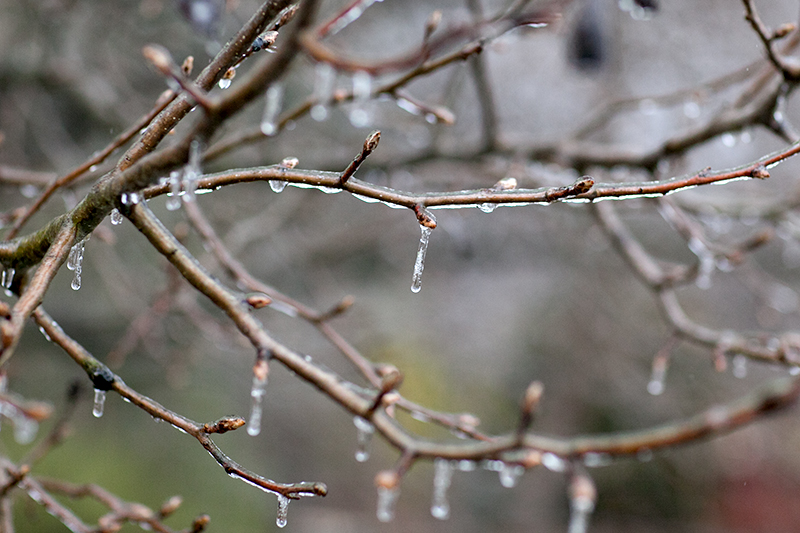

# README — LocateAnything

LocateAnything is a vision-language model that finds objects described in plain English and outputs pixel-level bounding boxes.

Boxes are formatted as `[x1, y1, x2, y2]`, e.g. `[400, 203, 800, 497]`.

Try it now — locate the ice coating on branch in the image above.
[411, 208, 436, 293]
[328, 0, 385, 35]
[376, 486, 399, 522]
[67, 237, 87, 291]
[261, 84, 284, 136]
[247, 373, 268, 436]
[431, 458, 452, 520]
[353, 415, 375, 462]
[92, 388, 106, 418]
[349, 70, 373, 127]
[110, 208, 123, 225]
[311, 62, 335, 121]
[276, 494, 289, 528]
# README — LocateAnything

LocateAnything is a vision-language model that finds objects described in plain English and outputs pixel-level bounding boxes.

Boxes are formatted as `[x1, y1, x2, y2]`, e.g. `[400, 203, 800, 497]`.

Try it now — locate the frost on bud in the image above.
[246, 293, 272, 309]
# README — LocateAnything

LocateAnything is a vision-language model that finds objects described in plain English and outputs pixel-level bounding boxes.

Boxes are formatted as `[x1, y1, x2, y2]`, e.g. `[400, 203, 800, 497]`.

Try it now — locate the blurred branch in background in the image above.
[3, 0, 800, 532]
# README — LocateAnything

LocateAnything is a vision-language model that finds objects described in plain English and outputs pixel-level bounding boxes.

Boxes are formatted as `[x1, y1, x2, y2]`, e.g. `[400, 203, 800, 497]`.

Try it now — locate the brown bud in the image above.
[750, 166, 769, 179]
[364, 130, 381, 153]
[380, 368, 404, 393]
[774, 23, 796, 39]
[425, 10, 443, 37]
[280, 157, 299, 169]
[253, 357, 270, 383]
[375, 470, 400, 489]
[246, 293, 272, 309]
[142, 44, 174, 75]
[192, 514, 211, 532]
[160, 495, 183, 517]
[182, 56, 194, 76]
[522, 381, 544, 414]
[520, 449, 543, 468]
[222, 67, 236, 81]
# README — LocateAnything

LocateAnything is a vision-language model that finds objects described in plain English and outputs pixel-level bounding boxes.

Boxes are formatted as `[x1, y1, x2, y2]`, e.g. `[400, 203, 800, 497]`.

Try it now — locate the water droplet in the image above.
[311, 63, 335, 121]
[93, 389, 107, 418]
[269, 180, 287, 193]
[260, 84, 284, 136]
[721, 132, 737, 147]
[166, 171, 182, 211]
[499, 463, 523, 488]
[353, 416, 375, 462]
[20, 184, 39, 198]
[457, 460, 476, 472]
[683, 100, 701, 119]
[38, 326, 51, 342]
[376, 485, 399, 522]
[478, 203, 496, 213]
[218, 78, 232, 89]
[247, 374, 268, 437]
[411, 210, 436, 293]
[582, 452, 612, 468]
[276, 495, 289, 528]
[431, 458, 452, 520]
[110, 208, 123, 225]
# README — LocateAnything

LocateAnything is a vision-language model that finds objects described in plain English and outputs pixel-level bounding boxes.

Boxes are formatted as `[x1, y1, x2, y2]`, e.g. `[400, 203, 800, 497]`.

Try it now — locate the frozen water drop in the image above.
[38, 326, 51, 342]
[261, 84, 284, 136]
[431, 458, 452, 520]
[499, 463, 523, 488]
[376, 486, 399, 523]
[1, 267, 14, 290]
[353, 416, 375, 462]
[110, 208, 123, 225]
[218, 78, 231, 89]
[67, 238, 87, 291]
[478, 203, 496, 213]
[721, 132, 736, 147]
[349, 70, 373, 128]
[269, 180, 287, 193]
[13, 417, 38, 445]
[182, 140, 202, 204]
[93, 389, 106, 418]
[683, 100, 701, 119]
[166, 170, 182, 211]
[276, 495, 289, 528]
[542, 452, 566, 472]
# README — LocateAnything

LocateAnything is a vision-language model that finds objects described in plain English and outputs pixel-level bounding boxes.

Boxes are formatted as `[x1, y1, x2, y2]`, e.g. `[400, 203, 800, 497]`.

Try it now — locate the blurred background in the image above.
[3, 0, 800, 531]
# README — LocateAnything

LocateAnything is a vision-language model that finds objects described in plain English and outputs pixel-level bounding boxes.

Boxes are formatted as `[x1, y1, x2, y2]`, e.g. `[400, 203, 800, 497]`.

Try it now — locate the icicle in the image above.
[430, 458, 452, 520]
[499, 463, 523, 488]
[276, 495, 289, 528]
[13, 416, 38, 445]
[688, 237, 714, 290]
[92, 389, 107, 418]
[647, 354, 668, 396]
[120, 192, 140, 205]
[261, 84, 284, 136]
[1, 267, 14, 290]
[349, 70, 373, 128]
[110, 208, 123, 225]
[541, 453, 566, 472]
[269, 180, 287, 193]
[376, 486, 399, 522]
[67, 238, 87, 291]
[166, 171, 182, 211]
[182, 140, 202, 204]
[353, 416, 375, 462]
[568, 474, 596, 533]
[411, 209, 436, 293]
[247, 374, 268, 437]
[311, 62, 335, 121]
[732, 354, 748, 379]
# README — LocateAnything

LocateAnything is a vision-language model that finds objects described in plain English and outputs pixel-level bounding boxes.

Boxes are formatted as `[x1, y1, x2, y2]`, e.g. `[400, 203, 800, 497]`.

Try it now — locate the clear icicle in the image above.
[269, 180, 287, 193]
[67, 238, 87, 291]
[182, 140, 202, 204]
[92, 389, 106, 418]
[688, 237, 715, 290]
[311, 62, 335, 121]
[261, 84, 284, 136]
[431, 458, 452, 520]
[647, 354, 668, 396]
[353, 416, 375, 462]
[1, 267, 14, 290]
[568, 475, 597, 533]
[732, 354, 748, 379]
[276, 495, 289, 528]
[376, 486, 399, 523]
[499, 463, 523, 488]
[166, 171, 182, 211]
[247, 374, 268, 436]
[411, 213, 436, 293]
[349, 70, 373, 128]
[110, 209, 123, 225]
